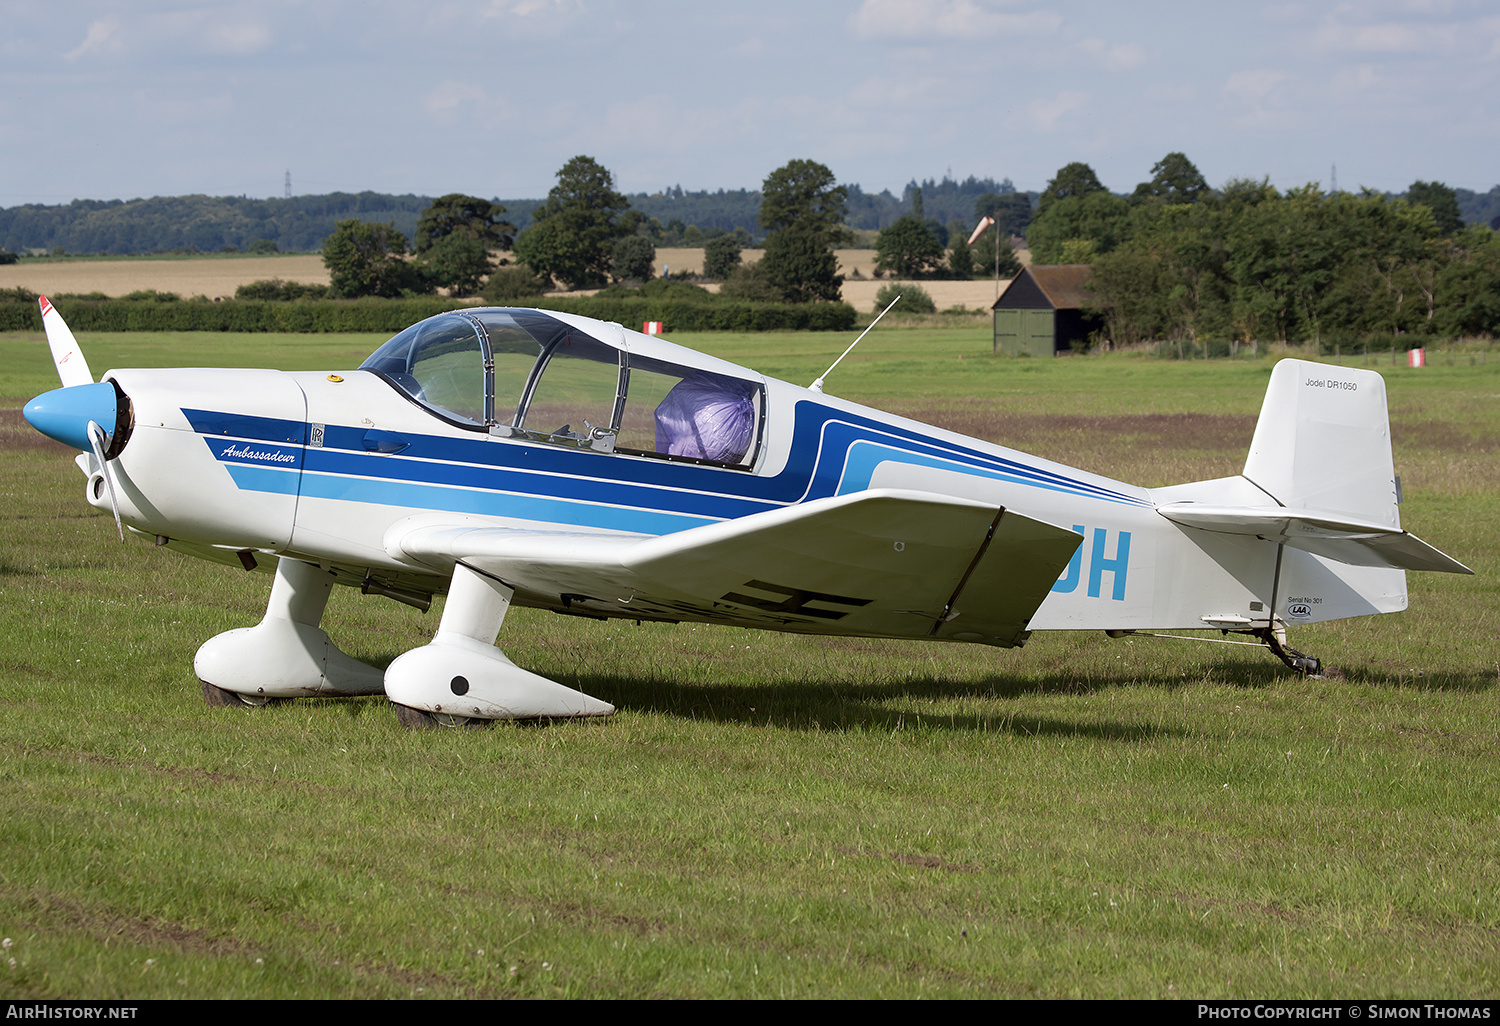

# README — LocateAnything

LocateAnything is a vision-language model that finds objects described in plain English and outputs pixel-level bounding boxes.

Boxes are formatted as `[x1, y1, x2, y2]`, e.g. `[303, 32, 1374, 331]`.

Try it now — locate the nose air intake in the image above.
[24, 380, 134, 458]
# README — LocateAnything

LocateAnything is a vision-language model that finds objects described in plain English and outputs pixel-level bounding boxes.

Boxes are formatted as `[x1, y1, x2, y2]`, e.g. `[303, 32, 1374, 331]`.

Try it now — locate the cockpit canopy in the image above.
[360, 309, 763, 468]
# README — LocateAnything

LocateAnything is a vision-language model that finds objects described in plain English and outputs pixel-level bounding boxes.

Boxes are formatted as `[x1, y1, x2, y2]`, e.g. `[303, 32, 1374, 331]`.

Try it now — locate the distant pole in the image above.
[992, 214, 1003, 302]
[284, 171, 292, 199]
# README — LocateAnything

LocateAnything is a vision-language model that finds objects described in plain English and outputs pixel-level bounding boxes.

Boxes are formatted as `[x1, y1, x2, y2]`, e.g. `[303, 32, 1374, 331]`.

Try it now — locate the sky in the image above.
[2, 0, 1497, 207]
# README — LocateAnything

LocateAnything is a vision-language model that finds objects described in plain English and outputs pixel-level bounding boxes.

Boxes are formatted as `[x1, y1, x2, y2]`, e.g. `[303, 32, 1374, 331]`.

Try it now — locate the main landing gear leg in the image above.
[196, 557, 387, 706]
[384, 561, 615, 728]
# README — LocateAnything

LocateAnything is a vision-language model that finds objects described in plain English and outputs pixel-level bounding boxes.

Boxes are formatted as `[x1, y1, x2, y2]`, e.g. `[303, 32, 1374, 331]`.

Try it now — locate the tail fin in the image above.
[1243, 358, 1398, 526]
[1157, 359, 1470, 576]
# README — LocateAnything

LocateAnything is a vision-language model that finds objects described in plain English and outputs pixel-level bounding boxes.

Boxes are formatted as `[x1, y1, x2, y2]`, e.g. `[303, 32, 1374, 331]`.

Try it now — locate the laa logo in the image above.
[1287, 602, 1313, 620]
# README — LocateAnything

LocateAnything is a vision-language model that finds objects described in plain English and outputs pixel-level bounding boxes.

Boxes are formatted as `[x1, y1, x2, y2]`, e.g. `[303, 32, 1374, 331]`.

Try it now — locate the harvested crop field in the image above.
[2, 250, 1011, 311]
[0, 254, 328, 299]
[840, 277, 1007, 313]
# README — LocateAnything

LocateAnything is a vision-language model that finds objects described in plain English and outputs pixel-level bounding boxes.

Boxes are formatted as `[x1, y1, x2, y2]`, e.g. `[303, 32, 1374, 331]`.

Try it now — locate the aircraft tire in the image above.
[200, 679, 285, 708]
[390, 701, 488, 730]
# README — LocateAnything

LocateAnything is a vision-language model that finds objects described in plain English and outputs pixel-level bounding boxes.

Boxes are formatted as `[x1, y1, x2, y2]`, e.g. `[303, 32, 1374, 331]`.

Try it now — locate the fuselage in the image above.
[50, 307, 1402, 639]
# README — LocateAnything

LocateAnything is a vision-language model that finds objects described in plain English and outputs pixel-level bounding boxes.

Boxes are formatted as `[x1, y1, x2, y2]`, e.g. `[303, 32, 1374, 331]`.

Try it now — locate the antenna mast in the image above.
[810, 295, 901, 394]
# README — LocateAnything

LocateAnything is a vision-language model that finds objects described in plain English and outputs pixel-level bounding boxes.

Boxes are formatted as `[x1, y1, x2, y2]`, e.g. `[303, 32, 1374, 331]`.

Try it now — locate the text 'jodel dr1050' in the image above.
[22, 298, 1471, 727]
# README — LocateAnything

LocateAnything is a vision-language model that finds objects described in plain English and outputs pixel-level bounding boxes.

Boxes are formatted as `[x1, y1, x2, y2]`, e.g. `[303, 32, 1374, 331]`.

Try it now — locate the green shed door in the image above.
[994, 309, 1055, 357]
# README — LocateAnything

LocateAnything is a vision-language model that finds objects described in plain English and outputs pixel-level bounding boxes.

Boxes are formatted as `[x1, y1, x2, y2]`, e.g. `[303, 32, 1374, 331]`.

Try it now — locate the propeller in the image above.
[23, 297, 129, 542]
[86, 420, 124, 542]
[39, 295, 94, 388]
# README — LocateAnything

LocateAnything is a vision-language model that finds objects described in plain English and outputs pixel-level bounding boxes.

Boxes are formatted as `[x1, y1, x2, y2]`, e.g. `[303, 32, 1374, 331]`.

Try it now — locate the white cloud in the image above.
[1312, 19, 1454, 54]
[849, 0, 1061, 42]
[421, 81, 515, 128]
[1026, 90, 1087, 133]
[731, 36, 766, 58]
[64, 20, 122, 61]
[1145, 82, 1195, 103]
[483, 0, 583, 19]
[1331, 63, 1381, 92]
[847, 73, 942, 109]
[130, 88, 235, 126]
[1080, 38, 1146, 72]
[424, 81, 486, 115]
[1224, 69, 1290, 100]
[203, 23, 271, 56]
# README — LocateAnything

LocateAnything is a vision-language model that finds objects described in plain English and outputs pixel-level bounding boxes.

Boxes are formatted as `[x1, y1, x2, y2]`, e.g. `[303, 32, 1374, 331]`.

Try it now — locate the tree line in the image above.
[1023, 154, 1500, 344]
[317, 156, 857, 305]
[0, 192, 446, 257]
[0, 177, 1017, 257]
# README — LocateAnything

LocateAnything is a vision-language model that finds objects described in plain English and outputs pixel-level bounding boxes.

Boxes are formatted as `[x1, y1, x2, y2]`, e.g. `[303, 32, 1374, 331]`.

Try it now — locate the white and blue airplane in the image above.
[23, 297, 1470, 727]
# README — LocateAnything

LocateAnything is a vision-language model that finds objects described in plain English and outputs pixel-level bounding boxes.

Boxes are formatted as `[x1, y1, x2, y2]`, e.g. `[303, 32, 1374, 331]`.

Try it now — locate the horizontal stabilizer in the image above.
[1156, 502, 1472, 575]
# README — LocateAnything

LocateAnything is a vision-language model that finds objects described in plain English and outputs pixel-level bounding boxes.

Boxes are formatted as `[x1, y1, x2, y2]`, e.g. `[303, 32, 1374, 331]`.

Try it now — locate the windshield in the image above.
[361, 308, 762, 466]
[362, 309, 565, 428]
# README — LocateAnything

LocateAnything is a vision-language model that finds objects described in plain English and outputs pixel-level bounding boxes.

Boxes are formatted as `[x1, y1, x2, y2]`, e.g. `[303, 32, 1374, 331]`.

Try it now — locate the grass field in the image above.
[0, 325, 1496, 998]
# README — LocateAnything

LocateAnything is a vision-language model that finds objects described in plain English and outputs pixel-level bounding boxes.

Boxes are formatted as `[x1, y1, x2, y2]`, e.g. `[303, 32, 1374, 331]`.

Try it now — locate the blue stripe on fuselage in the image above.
[299, 445, 775, 521]
[833, 440, 1128, 504]
[183, 409, 306, 445]
[295, 471, 712, 534]
[187, 397, 1148, 533]
[224, 463, 302, 495]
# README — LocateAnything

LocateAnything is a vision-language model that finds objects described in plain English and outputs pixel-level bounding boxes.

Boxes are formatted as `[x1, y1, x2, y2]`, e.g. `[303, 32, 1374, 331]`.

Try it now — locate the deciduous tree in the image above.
[703, 234, 743, 279]
[974, 192, 1033, 237]
[761, 227, 842, 303]
[422, 232, 493, 297]
[874, 216, 945, 278]
[1037, 162, 1107, 214]
[947, 235, 974, 278]
[973, 234, 1023, 278]
[514, 157, 640, 290]
[611, 235, 656, 282]
[1132, 152, 1210, 205]
[414, 195, 514, 297]
[1026, 191, 1131, 264]
[414, 194, 516, 254]
[321, 219, 429, 298]
[757, 159, 848, 303]
[758, 159, 849, 243]
[1406, 181, 1464, 237]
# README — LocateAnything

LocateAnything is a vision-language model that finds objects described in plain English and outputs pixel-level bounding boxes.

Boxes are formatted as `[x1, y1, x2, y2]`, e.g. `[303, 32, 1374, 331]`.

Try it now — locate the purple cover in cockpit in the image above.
[654, 373, 755, 463]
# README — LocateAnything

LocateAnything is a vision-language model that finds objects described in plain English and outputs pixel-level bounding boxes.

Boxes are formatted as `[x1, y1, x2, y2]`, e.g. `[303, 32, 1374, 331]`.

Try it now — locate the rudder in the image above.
[1242, 359, 1399, 527]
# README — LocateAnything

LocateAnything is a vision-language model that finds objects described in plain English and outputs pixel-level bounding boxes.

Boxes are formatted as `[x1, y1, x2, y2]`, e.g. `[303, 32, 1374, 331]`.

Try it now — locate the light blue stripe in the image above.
[299, 472, 712, 535]
[834, 441, 1134, 504]
[225, 464, 302, 495]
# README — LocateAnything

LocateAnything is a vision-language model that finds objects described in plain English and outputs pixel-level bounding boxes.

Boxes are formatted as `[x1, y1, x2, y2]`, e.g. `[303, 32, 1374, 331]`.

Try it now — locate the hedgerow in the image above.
[0, 295, 857, 333]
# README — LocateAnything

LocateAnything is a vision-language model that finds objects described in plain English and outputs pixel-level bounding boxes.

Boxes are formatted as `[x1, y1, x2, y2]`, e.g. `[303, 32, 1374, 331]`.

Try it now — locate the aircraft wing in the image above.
[388, 489, 1084, 647]
[1156, 502, 1472, 574]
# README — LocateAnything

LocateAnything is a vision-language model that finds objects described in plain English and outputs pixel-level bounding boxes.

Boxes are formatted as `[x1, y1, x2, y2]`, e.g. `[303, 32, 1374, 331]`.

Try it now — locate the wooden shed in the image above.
[991, 264, 1103, 356]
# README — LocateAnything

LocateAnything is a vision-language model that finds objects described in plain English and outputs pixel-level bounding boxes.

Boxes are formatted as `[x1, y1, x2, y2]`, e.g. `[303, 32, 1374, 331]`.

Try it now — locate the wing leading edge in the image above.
[388, 489, 1084, 646]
